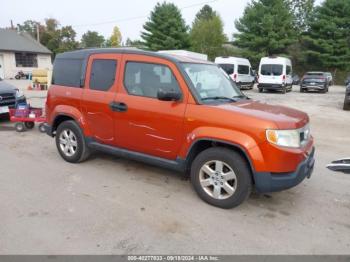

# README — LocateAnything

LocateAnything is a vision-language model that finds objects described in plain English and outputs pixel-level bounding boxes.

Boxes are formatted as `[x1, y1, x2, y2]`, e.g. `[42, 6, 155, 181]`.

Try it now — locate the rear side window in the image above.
[124, 62, 181, 98]
[52, 58, 83, 87]
[286, 65, 292, 75]
[89, 59, 117, 91]
[238, 65, 249, 74]
[218, 64, 234, 75]
[261, 64, 283, 76]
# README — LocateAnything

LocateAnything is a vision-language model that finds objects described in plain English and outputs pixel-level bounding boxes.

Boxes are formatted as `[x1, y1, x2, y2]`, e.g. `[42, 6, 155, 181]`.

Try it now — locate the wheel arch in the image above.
[185, 138, 256, 184]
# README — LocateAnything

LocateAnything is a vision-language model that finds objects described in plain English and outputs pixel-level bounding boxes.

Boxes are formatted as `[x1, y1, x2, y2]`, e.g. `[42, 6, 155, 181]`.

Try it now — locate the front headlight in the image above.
[266, 125, 310, 148]
[15, 89, 24, 98]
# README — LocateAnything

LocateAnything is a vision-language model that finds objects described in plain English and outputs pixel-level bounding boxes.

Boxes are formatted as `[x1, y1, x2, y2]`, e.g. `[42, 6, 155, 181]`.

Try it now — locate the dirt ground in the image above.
[0, 80, 349, 255]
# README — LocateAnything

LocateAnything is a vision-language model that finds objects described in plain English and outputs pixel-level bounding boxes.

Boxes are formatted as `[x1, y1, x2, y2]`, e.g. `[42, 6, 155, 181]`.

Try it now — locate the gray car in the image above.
[0, 79, 26, 115]
[300, 72, 329, 93]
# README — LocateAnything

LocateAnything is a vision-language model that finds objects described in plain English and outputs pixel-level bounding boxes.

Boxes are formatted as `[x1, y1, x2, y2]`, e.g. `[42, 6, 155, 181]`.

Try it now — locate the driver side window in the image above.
[124, 62, 181, 98]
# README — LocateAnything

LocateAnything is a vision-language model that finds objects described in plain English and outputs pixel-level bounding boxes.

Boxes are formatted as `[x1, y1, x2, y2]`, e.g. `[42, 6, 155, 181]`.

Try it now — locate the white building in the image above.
[0, 29, 52, 79]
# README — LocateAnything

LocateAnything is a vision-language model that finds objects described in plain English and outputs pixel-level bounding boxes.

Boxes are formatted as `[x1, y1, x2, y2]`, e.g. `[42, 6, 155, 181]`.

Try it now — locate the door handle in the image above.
[110, 101, 128, 112]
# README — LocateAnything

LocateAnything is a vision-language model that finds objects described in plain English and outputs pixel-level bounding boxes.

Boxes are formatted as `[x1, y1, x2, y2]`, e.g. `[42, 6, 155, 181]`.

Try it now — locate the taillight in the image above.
[233, 74, 237, 81]
[282, 75, 286, 81]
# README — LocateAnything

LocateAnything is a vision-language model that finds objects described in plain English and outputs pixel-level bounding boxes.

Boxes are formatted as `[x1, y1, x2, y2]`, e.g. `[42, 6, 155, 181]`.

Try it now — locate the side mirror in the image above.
[157, 89, 182, 101]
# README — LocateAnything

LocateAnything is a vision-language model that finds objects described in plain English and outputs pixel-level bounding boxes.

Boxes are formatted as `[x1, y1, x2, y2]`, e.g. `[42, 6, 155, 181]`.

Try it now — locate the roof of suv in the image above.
[55, 48, 211, 64]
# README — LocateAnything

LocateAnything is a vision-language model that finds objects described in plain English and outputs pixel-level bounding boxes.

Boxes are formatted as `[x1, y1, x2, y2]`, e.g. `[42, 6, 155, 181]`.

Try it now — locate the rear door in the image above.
[237, 64, 251, 83]
[259, 64, 283, 84]
[81, 53, 121, 145]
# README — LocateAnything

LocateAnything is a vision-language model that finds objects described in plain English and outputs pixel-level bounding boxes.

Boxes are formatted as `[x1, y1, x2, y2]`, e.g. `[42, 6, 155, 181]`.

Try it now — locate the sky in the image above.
[2, 0, 322, 42]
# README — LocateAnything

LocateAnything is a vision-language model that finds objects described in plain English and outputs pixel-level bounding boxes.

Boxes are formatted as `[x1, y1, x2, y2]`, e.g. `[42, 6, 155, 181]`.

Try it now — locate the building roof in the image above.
[0, 29, 51, 54]
[56, 48, 212, 64]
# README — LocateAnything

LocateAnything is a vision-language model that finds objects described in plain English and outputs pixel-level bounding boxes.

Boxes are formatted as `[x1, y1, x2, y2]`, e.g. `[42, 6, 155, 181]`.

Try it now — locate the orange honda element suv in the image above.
[44, 49, 315, 209]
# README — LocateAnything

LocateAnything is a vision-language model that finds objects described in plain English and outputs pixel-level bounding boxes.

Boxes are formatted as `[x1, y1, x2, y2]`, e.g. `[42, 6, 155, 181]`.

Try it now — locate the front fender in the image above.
[179, 127, 266, 172]
[51, 105, 91, 137]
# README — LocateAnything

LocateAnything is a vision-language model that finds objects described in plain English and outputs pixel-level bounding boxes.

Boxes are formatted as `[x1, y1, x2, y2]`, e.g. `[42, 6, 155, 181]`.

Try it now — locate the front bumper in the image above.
[253, 147, 315, 193]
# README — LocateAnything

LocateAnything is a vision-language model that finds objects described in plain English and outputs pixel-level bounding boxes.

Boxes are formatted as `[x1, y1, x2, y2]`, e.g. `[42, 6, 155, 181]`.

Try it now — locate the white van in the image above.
[215, 56, 255, 89]
[258, 56, 293, 93]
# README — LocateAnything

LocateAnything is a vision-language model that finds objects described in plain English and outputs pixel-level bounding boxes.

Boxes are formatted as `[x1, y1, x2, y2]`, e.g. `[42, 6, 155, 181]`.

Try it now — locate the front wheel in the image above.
[55, 120, 90, 163]
[190, 147, 252, 209]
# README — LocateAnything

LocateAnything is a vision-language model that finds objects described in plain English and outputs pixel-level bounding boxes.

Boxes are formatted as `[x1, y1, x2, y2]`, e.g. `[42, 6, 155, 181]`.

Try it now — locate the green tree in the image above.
[288, 0, 315, 33]
[141, 2, 189, 50]
[81, 31, 105, 48]
[303, 0, 350, 73]
[190, 9, 227, 60]
[194, 4, 217, 22]
[234, 0, 297, 64]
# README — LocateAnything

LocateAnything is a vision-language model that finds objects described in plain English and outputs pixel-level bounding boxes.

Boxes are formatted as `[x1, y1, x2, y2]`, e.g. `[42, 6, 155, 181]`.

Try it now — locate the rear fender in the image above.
[51, 105, 91, 136]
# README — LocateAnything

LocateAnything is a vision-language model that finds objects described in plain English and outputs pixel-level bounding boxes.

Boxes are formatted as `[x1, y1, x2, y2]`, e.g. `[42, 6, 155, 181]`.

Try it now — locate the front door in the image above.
[81, 53, 121, 145]
[0, 55, 4, 80]
[114, 54, 188, 160]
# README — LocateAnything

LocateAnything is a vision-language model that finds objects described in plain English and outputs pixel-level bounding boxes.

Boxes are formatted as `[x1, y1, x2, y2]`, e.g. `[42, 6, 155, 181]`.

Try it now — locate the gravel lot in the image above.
[0, 80, 349, 255]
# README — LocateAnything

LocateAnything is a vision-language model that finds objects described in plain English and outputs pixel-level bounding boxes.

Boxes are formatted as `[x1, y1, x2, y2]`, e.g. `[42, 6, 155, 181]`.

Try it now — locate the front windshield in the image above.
[182, 63, 243, 103]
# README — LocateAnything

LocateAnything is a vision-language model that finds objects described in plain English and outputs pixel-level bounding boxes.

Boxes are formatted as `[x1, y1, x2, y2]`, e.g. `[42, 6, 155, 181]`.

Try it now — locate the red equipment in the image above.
[9, 107, 46, 133]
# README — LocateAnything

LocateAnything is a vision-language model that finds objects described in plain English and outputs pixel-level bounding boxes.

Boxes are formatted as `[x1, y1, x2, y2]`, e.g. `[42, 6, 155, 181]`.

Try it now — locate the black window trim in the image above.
[88, 58, 118, 92]
[52, 57, 84, 88]
[122, 60, 183, 101]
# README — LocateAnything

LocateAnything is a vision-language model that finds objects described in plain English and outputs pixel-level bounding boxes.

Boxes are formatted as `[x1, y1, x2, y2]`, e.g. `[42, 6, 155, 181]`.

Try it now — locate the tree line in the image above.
[16, 0, 350, 82]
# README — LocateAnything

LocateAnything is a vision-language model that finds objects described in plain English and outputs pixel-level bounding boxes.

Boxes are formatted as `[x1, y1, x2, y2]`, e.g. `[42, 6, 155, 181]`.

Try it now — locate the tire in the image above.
[321, 86, 327, 93]
[38, 123, 46, 133]
[258, 88, 263, 93]
[190, 147, 252, 209]
[282, 86, 287, 94]
[15, 122, 26, 132]
[344, 98, 350, 111]
[15, 75, 20, 80]
[55, 120, 90, 163]
[300, 87, 304, 93]
[24, 122, 35, 129]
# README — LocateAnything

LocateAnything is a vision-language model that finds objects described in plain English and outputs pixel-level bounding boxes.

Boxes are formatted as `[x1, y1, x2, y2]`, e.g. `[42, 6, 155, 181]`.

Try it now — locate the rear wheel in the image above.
[190, 147, 252, 209]
[344, 97, 350, 110]
[38, 123, 46, 133]
[24, 122, 35, 129]
[282, 86, 287, 94]
[55, 120, 90, 163]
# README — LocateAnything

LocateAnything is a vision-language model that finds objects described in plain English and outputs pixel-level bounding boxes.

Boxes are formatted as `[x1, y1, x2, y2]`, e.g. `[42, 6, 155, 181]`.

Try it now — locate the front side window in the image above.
[182, 63, 242, 103]
[218, 64, 234, 75]
[15, 52, 38, 67]
[89, 59, 117, 91]
[124, 62, 181, 98]
[261, 64, 283, 76]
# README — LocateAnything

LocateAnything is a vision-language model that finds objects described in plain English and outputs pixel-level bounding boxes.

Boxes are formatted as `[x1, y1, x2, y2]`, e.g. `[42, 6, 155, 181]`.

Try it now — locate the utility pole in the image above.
[36, 23, 40, 43]
[10, 20, 14, 29]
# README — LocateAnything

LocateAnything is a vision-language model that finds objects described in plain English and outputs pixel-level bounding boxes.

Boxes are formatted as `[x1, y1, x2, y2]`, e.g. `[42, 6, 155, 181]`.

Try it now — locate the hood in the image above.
[217, 100, 309, 129]
[0, 81, 17, 94]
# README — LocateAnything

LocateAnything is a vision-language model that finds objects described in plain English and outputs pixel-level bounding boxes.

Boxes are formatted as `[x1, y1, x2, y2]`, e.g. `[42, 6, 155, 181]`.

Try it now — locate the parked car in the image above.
[44, 48, 315, 209]
[215, 56, 255, 89]
[345, 75, 350, 86]
[325, 72, 333, 86]
[257, 56, 293, 93]
[344, 83, 350, 110]
[300, 72, 329, 93]
[292, 75, 300, 85]
[0, 78, 26, 116]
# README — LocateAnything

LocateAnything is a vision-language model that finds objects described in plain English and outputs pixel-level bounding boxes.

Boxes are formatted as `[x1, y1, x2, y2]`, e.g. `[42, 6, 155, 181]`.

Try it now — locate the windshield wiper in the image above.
[233, 94, 250, 99]
[201, 96, 237, 102]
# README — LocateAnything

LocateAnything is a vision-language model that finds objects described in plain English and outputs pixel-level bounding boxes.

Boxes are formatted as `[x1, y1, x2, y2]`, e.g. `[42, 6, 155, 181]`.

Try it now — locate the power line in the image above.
[72, 0, 219, 28]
